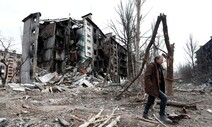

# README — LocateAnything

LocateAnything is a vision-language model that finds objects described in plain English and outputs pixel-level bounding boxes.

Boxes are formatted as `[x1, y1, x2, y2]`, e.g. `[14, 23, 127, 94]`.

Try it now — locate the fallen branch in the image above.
[98, 106, 118, 127]
[79, 108, 104, 127]
[92, 118, 109, 125]
[188, 99, 205, 105]
[70, 114, 85, 122]
[156, 100, 197, 109]
[153, 114, 167, 127]
[106, 116, 121, 127]
[174, 88, 205, 93]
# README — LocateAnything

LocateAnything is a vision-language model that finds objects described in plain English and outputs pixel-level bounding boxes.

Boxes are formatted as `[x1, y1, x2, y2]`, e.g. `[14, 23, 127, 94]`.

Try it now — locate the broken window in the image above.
[87, 46, 91, 50]
[31, 29, 36, 36]
[87, 39, 91, 43]
[93, 28, 96, 33]
[87, 22, 91, 26]
[87, 27, 91, 32]
[94, 61, 97, 67]
[79, 45, 85, 51]
[87, 52, 91, 56]
[94, 50, 97, 55]
[94, 38, 97, 44]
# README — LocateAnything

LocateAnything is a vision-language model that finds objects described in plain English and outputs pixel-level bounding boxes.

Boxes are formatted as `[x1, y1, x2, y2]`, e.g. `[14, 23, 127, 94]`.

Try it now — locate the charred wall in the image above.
[37, 19, 80, 73]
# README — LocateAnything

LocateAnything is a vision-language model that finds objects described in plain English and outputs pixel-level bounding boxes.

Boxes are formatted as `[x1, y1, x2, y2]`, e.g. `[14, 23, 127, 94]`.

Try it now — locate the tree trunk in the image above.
[135, 0, 141, 75]
[165, 49, 174, 96]
[127, 43, 133, 80]
[161, 14, 174, 96]
[166, 52, 174, 96]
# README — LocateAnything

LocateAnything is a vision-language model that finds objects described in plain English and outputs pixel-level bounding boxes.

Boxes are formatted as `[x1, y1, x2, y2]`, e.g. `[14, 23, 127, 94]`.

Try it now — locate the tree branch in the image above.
[153, 43, 168, 55]
[0, 39, 6, 49]
[116, 15, 162, 99]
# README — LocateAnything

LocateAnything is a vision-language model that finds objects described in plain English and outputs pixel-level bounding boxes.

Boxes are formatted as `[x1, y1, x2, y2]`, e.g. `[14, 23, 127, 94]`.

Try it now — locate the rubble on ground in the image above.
[0, 81, 212, 126]
[7, 64, 114, 93]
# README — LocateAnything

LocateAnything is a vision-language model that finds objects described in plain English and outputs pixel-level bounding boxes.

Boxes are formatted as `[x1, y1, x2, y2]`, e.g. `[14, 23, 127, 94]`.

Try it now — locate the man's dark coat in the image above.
[144, 62, 165, 97]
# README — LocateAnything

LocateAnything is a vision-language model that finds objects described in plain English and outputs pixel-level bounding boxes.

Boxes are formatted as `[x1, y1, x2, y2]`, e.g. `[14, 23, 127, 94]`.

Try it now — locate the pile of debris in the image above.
[7, 63, 107, 93]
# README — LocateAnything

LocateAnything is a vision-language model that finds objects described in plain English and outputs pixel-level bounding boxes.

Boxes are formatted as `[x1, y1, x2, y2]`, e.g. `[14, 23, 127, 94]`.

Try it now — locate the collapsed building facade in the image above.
[21, 12, 127, 83]
[195, 37, 212, 80]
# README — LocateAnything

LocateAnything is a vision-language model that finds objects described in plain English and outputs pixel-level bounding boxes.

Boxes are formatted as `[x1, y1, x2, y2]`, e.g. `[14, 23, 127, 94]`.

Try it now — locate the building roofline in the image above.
[85, 17, 126, 50]
[81, 13, 92, 18]
[110, 36, 127, 50]
[85, 17, 106, 38]
[196, 37, 212, 53]
[22, 12, 41, 22]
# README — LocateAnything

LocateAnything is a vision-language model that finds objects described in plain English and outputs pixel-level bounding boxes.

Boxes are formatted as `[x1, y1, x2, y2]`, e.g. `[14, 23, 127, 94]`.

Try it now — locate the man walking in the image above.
[143, 55, 172, 124]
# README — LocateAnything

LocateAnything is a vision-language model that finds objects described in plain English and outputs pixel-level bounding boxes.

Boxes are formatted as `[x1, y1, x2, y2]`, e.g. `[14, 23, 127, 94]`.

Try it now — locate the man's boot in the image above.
[159, 115, 173, 124]
[143, 113, 153, 120]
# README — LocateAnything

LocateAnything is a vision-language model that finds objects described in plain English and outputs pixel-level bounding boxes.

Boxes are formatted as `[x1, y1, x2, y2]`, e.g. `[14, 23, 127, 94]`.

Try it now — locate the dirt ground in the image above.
[0, 83, 211, 127]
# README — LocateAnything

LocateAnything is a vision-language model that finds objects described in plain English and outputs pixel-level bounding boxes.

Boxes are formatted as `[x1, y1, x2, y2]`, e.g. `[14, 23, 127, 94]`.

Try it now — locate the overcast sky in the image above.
[0, 0, 212, 69]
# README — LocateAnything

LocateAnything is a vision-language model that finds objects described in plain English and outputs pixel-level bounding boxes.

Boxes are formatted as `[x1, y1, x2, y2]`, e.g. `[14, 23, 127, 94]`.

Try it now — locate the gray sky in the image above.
[0, 0, 212, 69]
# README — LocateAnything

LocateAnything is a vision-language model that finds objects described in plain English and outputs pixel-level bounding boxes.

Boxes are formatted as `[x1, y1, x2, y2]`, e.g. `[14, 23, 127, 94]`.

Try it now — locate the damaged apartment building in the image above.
[195, 37, 212, 81]
[0, 50, 22, 83]
[21, 12, 127, 83]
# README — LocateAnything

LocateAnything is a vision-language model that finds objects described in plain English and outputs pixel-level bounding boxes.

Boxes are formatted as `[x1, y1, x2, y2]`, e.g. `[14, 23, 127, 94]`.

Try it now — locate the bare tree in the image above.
[0, 32, 15, 86]
[184, 34, 198, 69]
[110, 0, 149, 80]
[109, 0, 136, 79]
[135, 0, 141, 75]
[117, 14, 175, 97]
[5, 28, 27, 83]
[135, 0, 149, 64]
